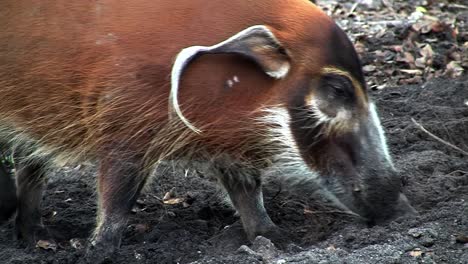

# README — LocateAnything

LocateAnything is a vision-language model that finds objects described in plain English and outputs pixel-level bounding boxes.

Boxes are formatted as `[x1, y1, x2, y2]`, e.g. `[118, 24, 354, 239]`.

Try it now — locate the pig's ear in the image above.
[170, 25, 290, 133]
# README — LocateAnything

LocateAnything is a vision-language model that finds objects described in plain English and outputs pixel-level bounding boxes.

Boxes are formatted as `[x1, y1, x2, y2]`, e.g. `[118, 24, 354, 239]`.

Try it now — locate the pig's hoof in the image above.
[14, 224, 53, 247]
[0, 203, 16, 224]
[251, 226, 292, 248]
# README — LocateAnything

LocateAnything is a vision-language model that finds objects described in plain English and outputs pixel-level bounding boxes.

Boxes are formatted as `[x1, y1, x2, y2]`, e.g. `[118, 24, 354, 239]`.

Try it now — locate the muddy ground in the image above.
[1, 1, 468, 264]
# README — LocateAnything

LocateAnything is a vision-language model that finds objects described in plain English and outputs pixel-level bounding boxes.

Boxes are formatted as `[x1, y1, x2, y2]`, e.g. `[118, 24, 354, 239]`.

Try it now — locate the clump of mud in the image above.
[0, 77, 466, 264]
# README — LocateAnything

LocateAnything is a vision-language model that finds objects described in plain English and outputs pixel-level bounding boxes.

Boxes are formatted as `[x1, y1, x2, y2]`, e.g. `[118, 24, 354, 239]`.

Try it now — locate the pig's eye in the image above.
[331, 83, 346, 97]
[325, 75, 354, 100]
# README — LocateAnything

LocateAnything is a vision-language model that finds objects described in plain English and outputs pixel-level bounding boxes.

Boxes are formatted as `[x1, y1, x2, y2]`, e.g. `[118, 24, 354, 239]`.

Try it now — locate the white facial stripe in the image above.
[259, 106, 319, 181]
[369, 102, 394, 167]
[257, 107, 355, 213]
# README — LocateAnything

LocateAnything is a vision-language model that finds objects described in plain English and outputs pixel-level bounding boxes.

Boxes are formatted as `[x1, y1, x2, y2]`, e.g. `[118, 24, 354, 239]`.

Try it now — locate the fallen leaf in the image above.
[397, 52, 415, 67]
[392, 45, 403, 53]
[136, 199, 146, 206]
[354, 41, 367, 54]
[420, 44, 434, 59]
[163, 197, 184, 205]
[414, 57, 427, 68]
[412, 20, 432, 33]
[326, 245, 336, 251]
[400, 69, 423, 75]
[431, 21, 446, 33]
[445, 61, 464, 78]
[135, 252, 143, 260]
[167, 211, 176, 217]
[416, 6, 427, 13]
[409, 249, 423, 257]
[363, 65, 377, 72]
[409, 11, 425, 23]
[456, 234, 468, 244]
[134, 223, 150, 234]
[163, 187, 176, 201]
[376, 84, 387, 90]
[131, 206, 147, 213]
[70, 238, 84, 250]
[36, 240, 57, 251]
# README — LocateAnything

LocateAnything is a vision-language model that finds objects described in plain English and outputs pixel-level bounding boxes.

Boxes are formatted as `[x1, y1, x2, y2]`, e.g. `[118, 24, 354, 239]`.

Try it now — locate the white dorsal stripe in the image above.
[169, 25, 288, 133]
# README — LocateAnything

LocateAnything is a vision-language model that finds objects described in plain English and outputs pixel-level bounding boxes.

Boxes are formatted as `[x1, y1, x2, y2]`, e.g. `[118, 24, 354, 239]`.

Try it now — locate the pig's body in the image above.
[0, 0, 330, 160]
[0, 0, 414, 260]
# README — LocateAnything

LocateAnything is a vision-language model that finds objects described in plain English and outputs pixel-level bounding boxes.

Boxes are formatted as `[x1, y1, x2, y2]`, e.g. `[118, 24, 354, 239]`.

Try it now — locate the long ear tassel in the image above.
[169, 25, 290, 134]
[169, 46, 208, 134]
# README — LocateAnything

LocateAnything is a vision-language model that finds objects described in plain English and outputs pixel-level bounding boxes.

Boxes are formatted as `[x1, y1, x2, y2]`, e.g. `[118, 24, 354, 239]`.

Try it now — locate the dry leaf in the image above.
[431, 21, 445, 33]
[456, 234, 468, 244]
[412, 20, 431, 33]
[420, 44, 434, 58]
[409, 249, 423, 257]
[400, 69, 423, 75]
[445, 61, 464, 78]
[134, 223, 150, 233]
[70, 238, 84, 250]
[163, 187, 176, 201]
[36, 240, 57, 251]
[392, 45, 403, 53]
[163, 197, 184, 205]
[363, 65, 377, 72]
[414, 57, 427, 68]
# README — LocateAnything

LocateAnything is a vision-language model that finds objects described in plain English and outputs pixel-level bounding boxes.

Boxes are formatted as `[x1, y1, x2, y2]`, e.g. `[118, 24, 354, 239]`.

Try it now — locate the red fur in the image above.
[0, 0, 338, 159]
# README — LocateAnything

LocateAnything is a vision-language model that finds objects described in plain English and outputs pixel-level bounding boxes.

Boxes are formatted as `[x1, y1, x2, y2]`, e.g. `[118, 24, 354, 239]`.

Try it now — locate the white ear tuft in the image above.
[169, 46, 207, 134]
[267, 63, 290, 79]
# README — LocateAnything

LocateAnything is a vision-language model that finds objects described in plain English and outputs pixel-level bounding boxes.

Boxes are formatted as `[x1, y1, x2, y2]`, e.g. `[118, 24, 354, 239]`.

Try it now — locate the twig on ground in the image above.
[445, 170, 468, 176]
[280, 200, 362, 218]
[450, 4, 468, 9]
[303, 208, 361, 218]
[411, 118, 468, 156]
[348, 1, 360, 16]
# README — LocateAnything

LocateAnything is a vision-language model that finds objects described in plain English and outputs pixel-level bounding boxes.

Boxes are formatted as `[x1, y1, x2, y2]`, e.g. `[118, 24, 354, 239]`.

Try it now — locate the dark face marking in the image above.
[287, 68, 403, 222]
[314, 73, 357, 118]
[287, 74, 359, 169]
[325, 23, 366, 95]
